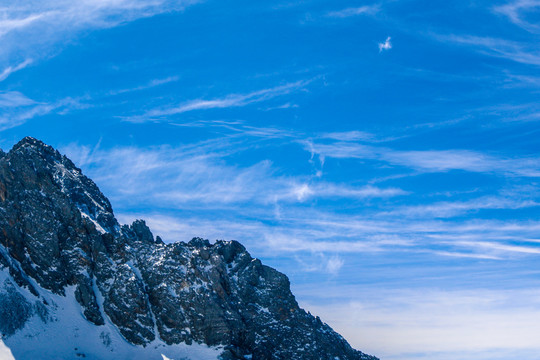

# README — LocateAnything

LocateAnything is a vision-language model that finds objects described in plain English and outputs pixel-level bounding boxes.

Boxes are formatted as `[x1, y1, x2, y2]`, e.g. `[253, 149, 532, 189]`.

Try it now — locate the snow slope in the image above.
[0, 270, 222, 360]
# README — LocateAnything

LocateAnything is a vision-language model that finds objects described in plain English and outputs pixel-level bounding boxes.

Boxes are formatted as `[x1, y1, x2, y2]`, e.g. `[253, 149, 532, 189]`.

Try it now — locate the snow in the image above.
[0, 339, 15, 360]
[80, 211, 107, 234]
[0, 270, 222, 360]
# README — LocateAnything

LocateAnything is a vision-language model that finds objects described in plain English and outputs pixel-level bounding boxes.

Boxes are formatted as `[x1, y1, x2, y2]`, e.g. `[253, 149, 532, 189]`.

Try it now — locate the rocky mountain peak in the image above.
[0, 138, 377, 360]
[12, 136, 54, 151]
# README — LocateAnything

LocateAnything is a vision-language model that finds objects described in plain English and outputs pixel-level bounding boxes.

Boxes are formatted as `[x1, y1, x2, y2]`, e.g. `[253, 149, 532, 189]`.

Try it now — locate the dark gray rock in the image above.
[0, 137, 378, 360]
[0, 279, 33, 337]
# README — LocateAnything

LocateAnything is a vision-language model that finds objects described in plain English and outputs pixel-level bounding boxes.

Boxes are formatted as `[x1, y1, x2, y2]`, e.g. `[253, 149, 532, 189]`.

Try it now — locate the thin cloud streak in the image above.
[383, 196, 540, 218]
[0, 13, 46, 37]
[318, 131, 375, 142]
[439, 34, 540, 66]
[126, 79, 313, 122]
[0, 93, 89, 131]
[304, 140, 540, 177]
[108, 76, 179, 95]
[0, 91, 35, 107]
[326, 5, 380, 18]
[0, 58, 32, 81]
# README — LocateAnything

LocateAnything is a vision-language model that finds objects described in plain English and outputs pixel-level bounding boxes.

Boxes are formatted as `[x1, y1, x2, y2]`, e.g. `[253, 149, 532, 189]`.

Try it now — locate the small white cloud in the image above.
[293, 183, 314, 201]
[325, 255, 344, 274]
[378, 36, 392, 52]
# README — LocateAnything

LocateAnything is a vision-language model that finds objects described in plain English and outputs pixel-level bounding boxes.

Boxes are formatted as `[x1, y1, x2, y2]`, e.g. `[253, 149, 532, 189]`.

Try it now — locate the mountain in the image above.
[0, 137, 378, 360]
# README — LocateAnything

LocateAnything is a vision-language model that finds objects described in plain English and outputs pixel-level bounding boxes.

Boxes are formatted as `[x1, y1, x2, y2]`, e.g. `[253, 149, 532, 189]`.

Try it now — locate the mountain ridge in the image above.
[0, 137, 378, 360]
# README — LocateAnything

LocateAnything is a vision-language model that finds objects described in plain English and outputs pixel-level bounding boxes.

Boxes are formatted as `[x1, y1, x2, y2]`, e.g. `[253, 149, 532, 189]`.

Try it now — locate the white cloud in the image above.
[0, 91, 35, 107]
[56, 137, 540, 262]
[116, 204, 540, 262]
[319, 130, 375, 142]
[378, 36, 392, 52]
[439, 34, 540, 66]
[292, 183, 313, 201]
[0, 93, 87, 131]
[0, 58, 32, 81]
[290, 183, 407, 202]
[325, 255, 344, 274]
[304, 140, 540, 177]
[494, 0, 540, 33]
[61, 140, 407, 209]
[0, 0, 200, 66]
[326, 5, 379, 18]
[314, 183, 408, 198]
[384, 196, 539, 218]
[126, 79, 313, 122]
[108, 76, 179, 95]
[0, 13, 46, 37]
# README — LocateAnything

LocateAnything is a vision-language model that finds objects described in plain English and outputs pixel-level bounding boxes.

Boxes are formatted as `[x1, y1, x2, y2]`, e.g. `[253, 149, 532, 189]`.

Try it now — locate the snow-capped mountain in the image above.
[0, 137, 377, 360]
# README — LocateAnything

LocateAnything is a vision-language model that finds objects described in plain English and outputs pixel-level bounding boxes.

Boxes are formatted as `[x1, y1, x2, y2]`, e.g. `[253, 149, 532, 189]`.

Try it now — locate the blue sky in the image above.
[1, 0, 540, 359]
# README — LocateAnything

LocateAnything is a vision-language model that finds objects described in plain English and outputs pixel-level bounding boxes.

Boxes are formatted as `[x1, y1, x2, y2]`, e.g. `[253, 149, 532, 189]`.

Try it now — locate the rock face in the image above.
[0, 137, 377, 360]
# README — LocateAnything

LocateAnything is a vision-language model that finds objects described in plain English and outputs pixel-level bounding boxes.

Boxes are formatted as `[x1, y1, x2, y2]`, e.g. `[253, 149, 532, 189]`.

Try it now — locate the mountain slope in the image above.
[0, 137, 377, 360]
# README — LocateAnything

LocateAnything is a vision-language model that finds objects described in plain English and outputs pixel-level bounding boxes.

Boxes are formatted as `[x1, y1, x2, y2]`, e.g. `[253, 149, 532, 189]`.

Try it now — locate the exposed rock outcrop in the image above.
[0, 137, 377, 360]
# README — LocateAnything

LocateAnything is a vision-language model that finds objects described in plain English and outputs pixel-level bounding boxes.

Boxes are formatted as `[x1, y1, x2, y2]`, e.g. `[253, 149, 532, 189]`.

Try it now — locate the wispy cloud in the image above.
[439, 34, 540, 66]
[0, 58, 32, 81]
[0, 13, 46, 37]
[0, 91, 35, 107]
[319, 130, 375, 142]
[61, 140, 406, 209]
[384, 195, 539, 218]
[0, 92, 87, 131]
[117, 207, 540, 262]
[304, 140, 540, 177]
[326, 5, 379, 18]
[294, 253, 345, 274]
[0, 0, 200, 65]
[108, 76, 179, 95]
[494, 0, 540, 33]
[292, 183, 408, 201]
[126, 79, 313, 122]
[0, 1, 199, 39]
[378, 36, 392, 52]
[56, 132, 540, 263]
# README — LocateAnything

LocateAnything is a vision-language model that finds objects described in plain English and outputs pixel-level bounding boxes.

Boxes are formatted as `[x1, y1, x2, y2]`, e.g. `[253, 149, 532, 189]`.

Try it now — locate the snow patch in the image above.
[0, 338, 15, 360]
[80, 211, 107, 234]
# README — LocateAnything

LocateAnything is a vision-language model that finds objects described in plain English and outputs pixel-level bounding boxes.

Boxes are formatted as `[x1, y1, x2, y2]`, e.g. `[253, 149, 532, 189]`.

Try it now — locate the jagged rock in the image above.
[0, 137, 378, 360]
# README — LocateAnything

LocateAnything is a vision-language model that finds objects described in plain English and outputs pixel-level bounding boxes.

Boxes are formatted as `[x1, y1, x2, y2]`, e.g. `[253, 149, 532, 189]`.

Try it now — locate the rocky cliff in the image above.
[0, 137, 377, 360]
